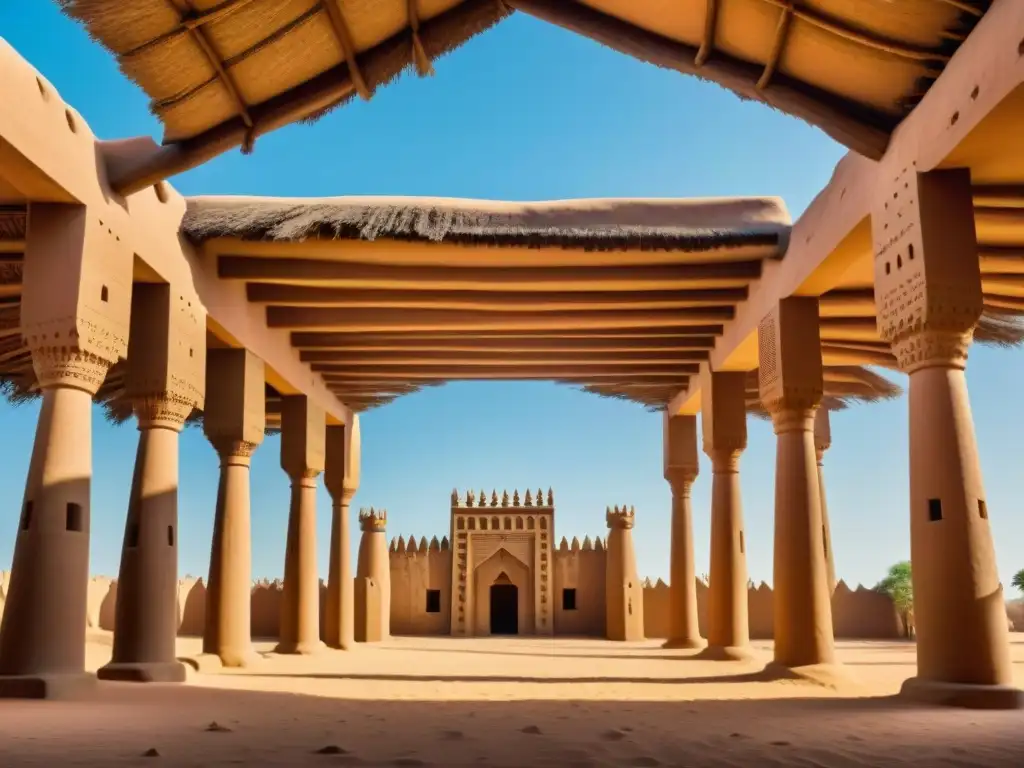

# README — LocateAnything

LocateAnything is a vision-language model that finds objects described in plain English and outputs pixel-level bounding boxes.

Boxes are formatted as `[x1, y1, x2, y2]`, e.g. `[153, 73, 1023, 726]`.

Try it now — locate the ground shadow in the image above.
[0, 685, 1020, 767]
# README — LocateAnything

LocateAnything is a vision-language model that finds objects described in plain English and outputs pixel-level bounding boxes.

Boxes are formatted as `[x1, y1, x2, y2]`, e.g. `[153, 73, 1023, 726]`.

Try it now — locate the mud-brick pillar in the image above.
[758, 296, 836, 674]
[99, 284, 206, 683]
[872, 167, 1020, 708]
[699, 368, 753, 661]
[355, 508, 390, 642]
[0, 203, 130, 698]
[813, 408, 837, 594]
[605, 505, 644, 641]
[324, 418, 360, 650]
[201, 349, 266, 668]
[276, 396, 326, 655]
[661, 414, 704, 650]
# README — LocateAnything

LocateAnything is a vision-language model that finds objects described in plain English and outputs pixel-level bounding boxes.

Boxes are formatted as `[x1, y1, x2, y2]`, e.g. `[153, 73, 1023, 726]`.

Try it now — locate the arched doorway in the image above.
[489, 572, 518, 635]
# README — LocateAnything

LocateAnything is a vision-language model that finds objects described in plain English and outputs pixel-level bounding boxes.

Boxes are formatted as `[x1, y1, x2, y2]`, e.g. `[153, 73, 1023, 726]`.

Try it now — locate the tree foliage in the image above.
[875, 560, 914, 638]
[1012, 568, 1024, 597]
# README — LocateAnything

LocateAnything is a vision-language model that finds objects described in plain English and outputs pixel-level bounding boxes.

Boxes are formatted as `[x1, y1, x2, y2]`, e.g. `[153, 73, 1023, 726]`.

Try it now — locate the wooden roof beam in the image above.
[246, 283, 749, 310]
[302, 349, 708, 365]
[504, 0, 893, 158]
[291, 334, 718, 352]
[219, 257, 764, 290]
[267, 306, 735, 331]
[321, 370, 694, 383]
[321, 0, 372, 100]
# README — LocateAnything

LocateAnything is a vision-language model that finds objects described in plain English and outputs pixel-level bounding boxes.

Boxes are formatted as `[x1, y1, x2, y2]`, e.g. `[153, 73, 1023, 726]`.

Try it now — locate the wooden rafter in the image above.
[758, 3, 794, 91]
[695, 0, 718, 67]
[321, 0, 372, 100]
[408, 0, 435, 76]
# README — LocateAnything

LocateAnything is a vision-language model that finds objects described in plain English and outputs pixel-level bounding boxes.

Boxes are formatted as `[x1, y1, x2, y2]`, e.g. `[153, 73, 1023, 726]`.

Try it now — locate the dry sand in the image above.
[0, 632, 1022, 767]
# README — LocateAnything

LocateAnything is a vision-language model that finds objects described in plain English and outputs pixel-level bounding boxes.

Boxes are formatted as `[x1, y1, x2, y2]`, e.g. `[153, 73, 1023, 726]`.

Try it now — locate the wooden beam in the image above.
[315, 361, 698, 375]
[301, 349, 709, 365]
[293, 328, 724, 346]
[267, 306, 735, 331]
[219, 257, 764, 290]
[246, 283, 748, 310]
[322, 371, 693, 383]
[504, 0, 893, 158]
[291, 334, 718, 351]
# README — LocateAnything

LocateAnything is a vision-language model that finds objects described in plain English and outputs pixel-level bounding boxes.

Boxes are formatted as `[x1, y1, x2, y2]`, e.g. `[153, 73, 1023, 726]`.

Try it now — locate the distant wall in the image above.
[552, 535, 606, 636]
[642, 579, 904, 640]
[389, 535, 452, 635]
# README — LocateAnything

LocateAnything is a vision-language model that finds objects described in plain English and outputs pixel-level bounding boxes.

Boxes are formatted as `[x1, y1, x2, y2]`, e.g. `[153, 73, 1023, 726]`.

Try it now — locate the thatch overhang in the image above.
[56, 0, 993, 195]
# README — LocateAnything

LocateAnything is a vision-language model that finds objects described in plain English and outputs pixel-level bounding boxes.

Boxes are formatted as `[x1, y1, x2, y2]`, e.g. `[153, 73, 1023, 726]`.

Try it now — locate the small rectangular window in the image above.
[21, 500, 32, 531]
[126, 522, 139, 548]
[562, 588, 577, 611]
[66, 502, 83, 532]
[978, 500, 988, 520]
[928, 498, 943, 522]
[425, 589, 441, 613]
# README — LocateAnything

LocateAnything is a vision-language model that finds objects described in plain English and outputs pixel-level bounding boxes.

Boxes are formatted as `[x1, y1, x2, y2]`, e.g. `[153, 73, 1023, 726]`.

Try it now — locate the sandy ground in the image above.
[0, 633, 1022, 767]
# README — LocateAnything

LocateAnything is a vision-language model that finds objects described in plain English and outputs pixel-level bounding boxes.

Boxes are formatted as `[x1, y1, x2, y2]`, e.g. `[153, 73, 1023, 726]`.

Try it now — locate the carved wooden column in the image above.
[201, 349, 265, 668]
[758, 297, 837, 678]
[699, 368, 753, 660]
[99, 284, 205, 683]
[661, 414, 705, 649]
[872, 167, 1020, 708]
[276, 396, 326, 655]
[355, 508, 390, 642]
[324, 419, 360, 650]
[605, 506, 644, 641]
[0, 204, 130, 698]
[813, 407, 837, 594]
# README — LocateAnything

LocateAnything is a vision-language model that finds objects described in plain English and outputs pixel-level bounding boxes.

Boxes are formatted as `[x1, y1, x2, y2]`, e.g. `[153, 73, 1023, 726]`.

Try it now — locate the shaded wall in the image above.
[389, 535, 452, 636]
[551, 536, 606, 636]
[641, 579, 904, 640]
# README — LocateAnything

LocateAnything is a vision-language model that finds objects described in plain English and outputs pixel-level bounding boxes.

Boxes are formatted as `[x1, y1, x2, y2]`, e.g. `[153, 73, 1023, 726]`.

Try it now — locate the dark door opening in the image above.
[489, 583, 519, 635]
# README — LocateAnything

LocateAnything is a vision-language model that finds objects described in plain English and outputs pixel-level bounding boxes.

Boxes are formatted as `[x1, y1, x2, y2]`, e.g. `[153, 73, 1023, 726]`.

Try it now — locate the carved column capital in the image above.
[338, 486, 358, 507]
[665, 466, 698, 497]
[211, 438, 260, 466]
[891, 327, 972, 374]
[134, 393, 194, 431]
[30, 347, 112, 394]
[288, 467, 322, 488]
[768, 404, 817, 435]
[706, 447, 742, 474]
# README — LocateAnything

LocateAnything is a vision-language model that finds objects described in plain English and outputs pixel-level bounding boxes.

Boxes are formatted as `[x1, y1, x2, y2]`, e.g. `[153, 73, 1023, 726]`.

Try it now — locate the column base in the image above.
[273, 639, 326, 655]
[899, 677, 1024, 710]
[763, 661, 852, 690]
[97, 660, 187, 683]
[324, 640, 358, 652]
[181, 650, 263, 673]
[0, 672, 97, 700]
[661, 637, 707, 651]
[696, 644, 759, 662]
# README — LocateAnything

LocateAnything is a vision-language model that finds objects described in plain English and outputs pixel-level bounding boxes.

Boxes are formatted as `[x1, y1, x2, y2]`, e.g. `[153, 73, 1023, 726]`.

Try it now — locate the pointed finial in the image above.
[537, 488, 544, 506]
[501, 490, 510, 507]
[490, 490, 499, 507]
[396, 536, 406, 554]
[547, 488, 554, 506]
[451, 488, 460, 506]
[513, 489, 520, 507]
[429, 535, 440, 552]
[389, 537, 397, 553]
[406, 534, 417, 553]
[466, 489, 476, 506]
[559, 536, 569, 552]
[478, 489, 487, 507]
[440, 535, 450, 550]
[524, 489, 533, 506]
[571, 536, 580, 552]
[582, 535, 593, 551]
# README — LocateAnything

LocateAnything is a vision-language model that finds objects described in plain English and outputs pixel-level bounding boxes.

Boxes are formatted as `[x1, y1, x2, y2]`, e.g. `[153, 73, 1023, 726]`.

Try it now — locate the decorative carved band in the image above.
[338, 486, 358, 506]
[769, 406, 816, 435]
[289, 467, 322, 486]
[211, 438, 260, 465]
[31, 347, 111, 394]
[664, 466, 698, 496]
[452, 487, 554, 508]
[891, 328, 972, 374]
[134, 392, 194, 431]
[706, 448, 741, 474]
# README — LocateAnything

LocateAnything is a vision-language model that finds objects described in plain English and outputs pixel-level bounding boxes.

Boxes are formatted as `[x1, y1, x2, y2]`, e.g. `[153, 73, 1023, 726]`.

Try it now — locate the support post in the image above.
[0, 203, 130, 698]
[813, 408, 837, 594]
[661, 414, 705, 649]
[99, 283, 206, 682]
[698, 368, 753, 661]
[276, 396, 326, 655]
[872, 167, 1021, 708]
[324, 418, 360, 650]
[200, 349, 265, 668]
[758, 297, 838, 681]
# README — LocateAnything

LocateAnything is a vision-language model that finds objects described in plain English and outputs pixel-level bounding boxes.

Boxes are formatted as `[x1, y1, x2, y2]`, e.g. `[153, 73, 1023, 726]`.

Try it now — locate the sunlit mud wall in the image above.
[388, 535, 452, 635]
[551, 535, 607, 636]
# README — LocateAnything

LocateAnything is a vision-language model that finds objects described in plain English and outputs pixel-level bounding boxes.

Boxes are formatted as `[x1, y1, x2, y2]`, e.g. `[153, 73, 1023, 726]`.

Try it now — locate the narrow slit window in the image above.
[66, 502, 84, 532]
[978, 500, 988, 520]
[562, 588, 577, 611]
[100, 285, 109, 302]
[127, 522, 139, 548]
[928, 498, 943, 522]
[822, 525, 829, 556]
[21, 500, 33, 531]
[739, 530, 745, 554]
[167, 525, 175, 547]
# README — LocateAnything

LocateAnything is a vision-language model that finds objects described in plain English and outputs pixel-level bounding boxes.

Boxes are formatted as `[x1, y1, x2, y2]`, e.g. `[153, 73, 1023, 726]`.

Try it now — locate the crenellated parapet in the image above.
[555, 535, 606, 555]
[605, 504, 636, 530]
[451, 487, 554, 509]
[358, 507, 387, 532]
[389, 535, 450, 556]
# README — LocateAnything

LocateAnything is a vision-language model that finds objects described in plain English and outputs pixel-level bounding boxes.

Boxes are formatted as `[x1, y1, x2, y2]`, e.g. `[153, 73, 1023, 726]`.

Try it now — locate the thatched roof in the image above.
[183, 194, 791, 251]
[57, 0, 992, 193]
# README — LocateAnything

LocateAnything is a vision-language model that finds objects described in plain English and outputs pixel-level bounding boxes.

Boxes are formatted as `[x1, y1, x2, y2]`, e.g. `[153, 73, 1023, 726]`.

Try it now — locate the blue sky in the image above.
[1, 6, 1022, 593]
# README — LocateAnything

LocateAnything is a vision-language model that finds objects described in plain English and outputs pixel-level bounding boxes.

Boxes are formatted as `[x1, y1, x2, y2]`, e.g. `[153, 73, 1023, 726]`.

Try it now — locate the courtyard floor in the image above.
[0, 632, 1022, 766]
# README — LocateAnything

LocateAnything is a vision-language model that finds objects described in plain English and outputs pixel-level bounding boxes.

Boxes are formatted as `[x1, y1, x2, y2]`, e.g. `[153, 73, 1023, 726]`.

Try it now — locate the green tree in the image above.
[875, 561, 914, 639]
[1012, 569, 1024, 596]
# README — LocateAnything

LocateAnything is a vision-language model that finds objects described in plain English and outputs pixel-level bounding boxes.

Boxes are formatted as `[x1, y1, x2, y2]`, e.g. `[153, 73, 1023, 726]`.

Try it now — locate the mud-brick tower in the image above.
[355, 507, 390, 642]
[605, 505, 644, 641]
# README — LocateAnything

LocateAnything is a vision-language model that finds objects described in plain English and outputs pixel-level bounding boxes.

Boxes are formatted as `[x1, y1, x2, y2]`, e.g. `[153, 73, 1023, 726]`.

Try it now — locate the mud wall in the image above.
[642, 579, 905, 640]
[551, 535, 606, 636]
[389, 535, 452, 635]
